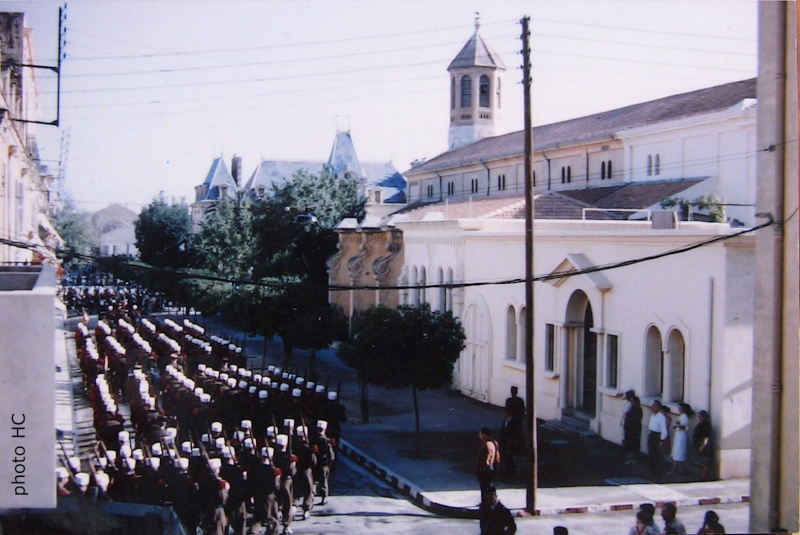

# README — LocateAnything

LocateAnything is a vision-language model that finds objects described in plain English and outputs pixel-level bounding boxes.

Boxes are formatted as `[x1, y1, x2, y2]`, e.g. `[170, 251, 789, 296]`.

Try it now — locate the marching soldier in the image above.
[293, 424, 317, 520]
[311, 420, 335, 505]
[248, 447, 280, 535]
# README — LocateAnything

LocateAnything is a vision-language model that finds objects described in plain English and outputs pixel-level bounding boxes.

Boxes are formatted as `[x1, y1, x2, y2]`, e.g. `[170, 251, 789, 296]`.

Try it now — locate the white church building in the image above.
[347, 20, 759, 479]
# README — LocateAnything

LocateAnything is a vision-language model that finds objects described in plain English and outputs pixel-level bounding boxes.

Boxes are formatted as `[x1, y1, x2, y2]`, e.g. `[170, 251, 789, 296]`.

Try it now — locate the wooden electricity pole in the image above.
[520, 15, 537, 515]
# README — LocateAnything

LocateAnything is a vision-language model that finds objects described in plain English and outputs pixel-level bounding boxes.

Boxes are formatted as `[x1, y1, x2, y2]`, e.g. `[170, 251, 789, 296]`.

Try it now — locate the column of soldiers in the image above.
[69, 313, 346, 535]
[62, 279, 167, 318]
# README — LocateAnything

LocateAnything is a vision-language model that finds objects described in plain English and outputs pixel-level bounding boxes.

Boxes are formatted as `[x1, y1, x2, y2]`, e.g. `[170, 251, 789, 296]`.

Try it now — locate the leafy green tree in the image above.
[135, 194, 191, 269]
[272, 167, 365, 229]
[191, 196, 256, 279]
[55, 198, 97, 270]
[339, 304, 466, 447]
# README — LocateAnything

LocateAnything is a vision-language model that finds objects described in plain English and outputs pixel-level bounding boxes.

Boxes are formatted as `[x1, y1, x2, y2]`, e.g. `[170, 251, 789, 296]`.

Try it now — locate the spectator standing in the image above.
[628, 510, 660, 535]
[647, 401, 669, 477]
[692, 410, 713, 480]
[498, 408, 522, 477]
[669, 403, 693, 475]
[505, 386, 526, 421]
[661, 503, 687, 535]
[476, 428, 500, 503]
[478, 486, 516, 535]
[623, 395, 643, 465]
[697, 510, 725, 534]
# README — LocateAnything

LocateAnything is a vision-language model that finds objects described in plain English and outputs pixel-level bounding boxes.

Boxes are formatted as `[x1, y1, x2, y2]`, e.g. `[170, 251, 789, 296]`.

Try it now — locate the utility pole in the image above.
[520, 15, 537, 515]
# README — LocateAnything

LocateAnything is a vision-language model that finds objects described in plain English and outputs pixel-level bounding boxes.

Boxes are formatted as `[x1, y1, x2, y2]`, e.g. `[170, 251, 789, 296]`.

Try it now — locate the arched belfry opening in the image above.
[564, 290, 597, 417]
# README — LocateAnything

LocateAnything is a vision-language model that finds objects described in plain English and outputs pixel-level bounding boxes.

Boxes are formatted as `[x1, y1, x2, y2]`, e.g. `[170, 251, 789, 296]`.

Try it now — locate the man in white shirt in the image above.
[647, 400, 669, 478]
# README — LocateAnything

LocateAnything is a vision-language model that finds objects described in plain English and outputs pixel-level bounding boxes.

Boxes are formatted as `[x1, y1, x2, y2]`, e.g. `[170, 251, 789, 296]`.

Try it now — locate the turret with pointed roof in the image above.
[448, 15, 506, 150]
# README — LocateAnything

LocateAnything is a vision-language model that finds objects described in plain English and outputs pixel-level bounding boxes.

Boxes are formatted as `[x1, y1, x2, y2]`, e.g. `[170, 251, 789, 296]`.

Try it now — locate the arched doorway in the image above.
[565, 290, 597, 417]
[460, 299, 490, 401]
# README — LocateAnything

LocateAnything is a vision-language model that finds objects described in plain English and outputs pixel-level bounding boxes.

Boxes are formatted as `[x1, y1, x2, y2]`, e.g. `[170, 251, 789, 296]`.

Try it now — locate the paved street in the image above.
[55, 313, 753, 534]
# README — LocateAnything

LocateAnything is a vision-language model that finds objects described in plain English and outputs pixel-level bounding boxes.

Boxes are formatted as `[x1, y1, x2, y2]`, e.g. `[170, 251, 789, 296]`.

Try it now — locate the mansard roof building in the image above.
[191, 131, 406, 232]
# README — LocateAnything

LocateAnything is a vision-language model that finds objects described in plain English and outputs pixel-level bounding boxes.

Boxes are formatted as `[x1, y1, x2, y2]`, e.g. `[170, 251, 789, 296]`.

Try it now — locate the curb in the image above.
[339, 439, 481, 519]
[338, 439, 750, 520]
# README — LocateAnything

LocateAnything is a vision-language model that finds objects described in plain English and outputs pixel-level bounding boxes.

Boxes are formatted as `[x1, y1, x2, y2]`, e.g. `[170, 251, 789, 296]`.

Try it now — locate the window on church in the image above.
[606, 334, 619, 388]
[545, 323, 556, 372]
[601, 161, 606, 180]
[567, 166, 572, 183]
[607, 160, 613, 179]
[647, 155, 653, 176]
[561, 167, 566, 184]
[506, 307, 517, 361]
[450, 77, 455, 110]
[654, 154, 661, 175]
[461, 75, 472, 108]
[479, 75, 490, 108]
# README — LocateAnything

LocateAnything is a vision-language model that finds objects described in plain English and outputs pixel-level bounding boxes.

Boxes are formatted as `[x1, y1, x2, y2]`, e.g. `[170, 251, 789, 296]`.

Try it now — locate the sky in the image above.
[5, 0, 758, 213]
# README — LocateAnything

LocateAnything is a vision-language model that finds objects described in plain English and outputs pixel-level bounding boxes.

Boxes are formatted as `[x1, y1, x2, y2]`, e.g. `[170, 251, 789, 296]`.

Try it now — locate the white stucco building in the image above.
[342, 22, 759, 479]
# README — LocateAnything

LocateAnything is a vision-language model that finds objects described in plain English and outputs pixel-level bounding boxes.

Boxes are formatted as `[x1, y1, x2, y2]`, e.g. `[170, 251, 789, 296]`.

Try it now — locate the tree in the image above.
[191, 196, 256, 279]
[271, 166, 365, 229]
[135, 194, 191, 269]
[55, 198, 97, 270]
[339, 304, 466, 450]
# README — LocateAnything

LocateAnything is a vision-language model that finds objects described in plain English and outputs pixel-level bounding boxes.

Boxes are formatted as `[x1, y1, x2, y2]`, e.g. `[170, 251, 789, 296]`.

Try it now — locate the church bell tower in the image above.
[447, 15, 506, 151]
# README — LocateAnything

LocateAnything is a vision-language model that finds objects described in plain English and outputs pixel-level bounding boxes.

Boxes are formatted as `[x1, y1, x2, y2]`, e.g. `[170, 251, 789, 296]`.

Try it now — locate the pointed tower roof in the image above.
[327, 130, 363, 178]
[448, 15, 506, 70]
[199, 157, 238, 201]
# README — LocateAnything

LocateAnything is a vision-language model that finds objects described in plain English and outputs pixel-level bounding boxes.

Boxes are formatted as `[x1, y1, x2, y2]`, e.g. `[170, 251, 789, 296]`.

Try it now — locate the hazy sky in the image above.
[7, 0, 757, 212]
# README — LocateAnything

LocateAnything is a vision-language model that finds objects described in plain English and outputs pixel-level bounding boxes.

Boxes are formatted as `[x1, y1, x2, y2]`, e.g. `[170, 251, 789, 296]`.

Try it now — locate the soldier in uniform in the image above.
[220, 447, 247, 535]
[292, 424, 317, 520]
[272, 434, 296, 534]
[248, 447, 280, 535]
[311, 420, 335, 505]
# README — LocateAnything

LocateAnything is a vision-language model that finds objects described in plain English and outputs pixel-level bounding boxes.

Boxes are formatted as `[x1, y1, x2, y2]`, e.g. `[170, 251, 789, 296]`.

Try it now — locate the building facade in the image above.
[331, 21, 760, 479]
[0, 13, 60, 265]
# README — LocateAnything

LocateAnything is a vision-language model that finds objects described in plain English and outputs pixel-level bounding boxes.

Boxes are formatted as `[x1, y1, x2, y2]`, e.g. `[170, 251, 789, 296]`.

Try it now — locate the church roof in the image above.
[200, 158, 238, 201]
[406, 78, 756, 176]
[448, 20, 506, 70]
[390, 179, 706, 222]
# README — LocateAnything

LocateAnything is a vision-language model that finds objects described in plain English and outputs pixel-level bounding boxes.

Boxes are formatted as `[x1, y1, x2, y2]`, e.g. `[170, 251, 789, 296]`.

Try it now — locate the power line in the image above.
[0, 213, 774, 292]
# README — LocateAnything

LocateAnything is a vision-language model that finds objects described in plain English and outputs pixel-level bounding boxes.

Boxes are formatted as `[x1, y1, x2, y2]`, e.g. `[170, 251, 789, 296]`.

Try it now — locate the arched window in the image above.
[601, 161, 606, 180]
[665, 330, 685, 402]
[561, 167, 566, 184]
[419, 266, 427, 306]
[450, 77, 455, 110]
[647, 155, 653, 176]
[654, 154, 661, 175]
[437, 268, 446, 313]
[461, 75, 472, 108]
[518, 307, 527, 363]
[607, 160, 613, 178]
[446, 268, 454, 312]
[411, 266, 419, 306]
[505, 306, 517, 361]
[567, 166, 572, 183]
[644, 326, 663, 396]
[479, 75, 490, 108]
